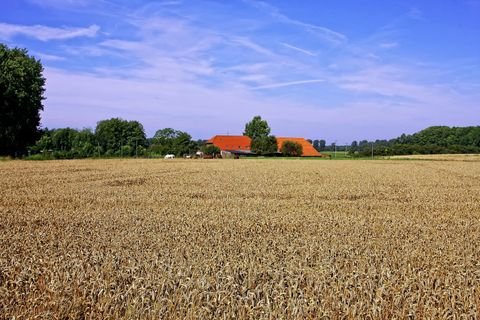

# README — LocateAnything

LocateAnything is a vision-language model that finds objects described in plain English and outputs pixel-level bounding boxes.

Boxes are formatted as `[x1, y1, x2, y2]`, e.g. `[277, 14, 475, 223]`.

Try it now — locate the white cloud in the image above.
[231, 37, 275, 56]
[244, 0, 347, 45]
[280, 42, 317, 56]
[31, 51, 66, 61]
[0, 23, 100, 41]
[251, 79, 325, 90]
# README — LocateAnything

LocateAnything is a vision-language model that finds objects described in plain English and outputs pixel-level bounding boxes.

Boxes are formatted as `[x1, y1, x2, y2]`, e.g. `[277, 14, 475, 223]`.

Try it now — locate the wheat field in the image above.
[1, 158, 480, 319]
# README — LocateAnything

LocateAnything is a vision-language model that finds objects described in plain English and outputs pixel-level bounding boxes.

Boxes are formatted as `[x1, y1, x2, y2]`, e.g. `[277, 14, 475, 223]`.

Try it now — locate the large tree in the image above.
[243, 116, 271, 140]
[151, 128, 196, 156]
[0, 44, 45, 156]
[95, 118, 146, 156]
[243, 116, 277, 155]
[250, 135, 278, 155]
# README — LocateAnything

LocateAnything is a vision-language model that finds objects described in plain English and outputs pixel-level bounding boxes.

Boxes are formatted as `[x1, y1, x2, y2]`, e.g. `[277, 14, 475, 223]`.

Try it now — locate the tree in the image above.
[0, 44, 46, 156]
[250, 135, 278, 155]
[151, 128, 196, 156]
[202, 144, 221, 157]
[281, 140, 303, 157]
[319, 139, 326, 151]
[243, 116, 271, 140]
[243, 116, 277, 155]
[95, 118, 146, 156]
[30, 127, 97, 158]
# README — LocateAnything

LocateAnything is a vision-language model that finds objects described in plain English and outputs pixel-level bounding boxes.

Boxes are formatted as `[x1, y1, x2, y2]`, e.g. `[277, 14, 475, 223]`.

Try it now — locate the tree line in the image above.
[348, 126, 480, 157]
[28, 118, 209, 159]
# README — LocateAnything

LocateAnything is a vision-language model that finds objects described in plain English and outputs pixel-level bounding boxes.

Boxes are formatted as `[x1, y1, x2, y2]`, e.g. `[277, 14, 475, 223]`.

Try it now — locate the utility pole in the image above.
[371, 143, 374, 159]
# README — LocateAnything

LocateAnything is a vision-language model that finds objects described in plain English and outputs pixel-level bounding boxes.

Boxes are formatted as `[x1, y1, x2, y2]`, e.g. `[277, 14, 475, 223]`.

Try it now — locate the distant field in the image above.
[1, 159, 480, 318]
[319, 151, 352, 159]
[389, 153, 480, 161]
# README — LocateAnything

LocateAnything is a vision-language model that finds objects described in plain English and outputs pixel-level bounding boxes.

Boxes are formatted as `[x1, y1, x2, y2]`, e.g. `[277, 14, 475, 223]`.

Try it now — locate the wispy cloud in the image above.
[252, 79, 325, 90]
[0, 23, 99, 41]
[32, 51, 66, 61]
[231, 37, 275, 56]
[280, 42, 317, 56]
[244, 0, 347, 45]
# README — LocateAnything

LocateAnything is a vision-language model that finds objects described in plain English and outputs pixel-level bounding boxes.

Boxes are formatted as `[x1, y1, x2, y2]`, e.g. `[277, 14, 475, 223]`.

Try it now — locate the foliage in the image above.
[281, 140, 303, 156]
[243, 116, 271, 140]
[202, 144, 221, 156]
[243, 116, 277, 155]
[313, 139, 326, 151]
[150, 128, 197, 156]
[95, 118, 147, 156]
[30, 128, 97, 159]
[350, 126, 480, 157]
[0, 44, 45, 156]
[250, 135, 278, 155]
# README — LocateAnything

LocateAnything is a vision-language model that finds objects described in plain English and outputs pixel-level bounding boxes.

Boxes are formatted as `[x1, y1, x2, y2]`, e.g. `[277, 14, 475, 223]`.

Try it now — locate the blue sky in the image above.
[1, 0, 479, 142]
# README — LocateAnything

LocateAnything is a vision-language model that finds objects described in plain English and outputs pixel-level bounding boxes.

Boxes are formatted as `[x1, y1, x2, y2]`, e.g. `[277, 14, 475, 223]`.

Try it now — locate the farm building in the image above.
[206, 135, 255, 157]
[276, 137, 322, 157]
[207, 135, 322, 157]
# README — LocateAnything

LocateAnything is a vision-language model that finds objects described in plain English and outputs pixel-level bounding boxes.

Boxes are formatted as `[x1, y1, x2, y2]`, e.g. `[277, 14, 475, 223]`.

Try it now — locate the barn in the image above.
[276, 137, 322, 157]
[206, 135, 255, 157]
[207, 135, 322, 157]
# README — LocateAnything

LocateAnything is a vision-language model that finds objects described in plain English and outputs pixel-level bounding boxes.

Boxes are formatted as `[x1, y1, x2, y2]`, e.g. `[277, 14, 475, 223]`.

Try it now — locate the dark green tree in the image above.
[151, 128, 196, 156]
[313, 139, 326, 151]
[0, 44, 46, 156]
[202, 144, 221, 157]
[250, 135, 278, 155]
[281, 140, 303, 157]
[319, 139, 326, 151]
[243, 116, 271, 140]
[31, 127, 97, 158]
[95, 118, 146, 156]
[243, 116, 277, 155]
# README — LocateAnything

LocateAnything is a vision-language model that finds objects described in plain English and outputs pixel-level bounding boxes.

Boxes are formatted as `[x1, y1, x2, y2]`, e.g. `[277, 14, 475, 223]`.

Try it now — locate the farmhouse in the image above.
[207, 135, 322, 157]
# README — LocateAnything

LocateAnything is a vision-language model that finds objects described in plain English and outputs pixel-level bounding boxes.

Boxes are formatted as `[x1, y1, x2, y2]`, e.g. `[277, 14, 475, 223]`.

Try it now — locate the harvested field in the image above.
[1, 159, 480, 319]
[389, 154, 480, 161]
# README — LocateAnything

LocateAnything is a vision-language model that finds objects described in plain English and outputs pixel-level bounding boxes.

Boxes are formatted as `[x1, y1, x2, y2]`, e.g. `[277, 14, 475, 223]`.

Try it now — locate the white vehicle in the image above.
[164, 154, 175, 159]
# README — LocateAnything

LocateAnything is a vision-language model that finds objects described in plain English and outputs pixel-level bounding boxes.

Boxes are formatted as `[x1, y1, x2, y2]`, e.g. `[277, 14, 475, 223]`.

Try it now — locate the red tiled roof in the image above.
[207, 135, 252, 151]
[207, 135, 322, 157]
[276, 137, 321, 157]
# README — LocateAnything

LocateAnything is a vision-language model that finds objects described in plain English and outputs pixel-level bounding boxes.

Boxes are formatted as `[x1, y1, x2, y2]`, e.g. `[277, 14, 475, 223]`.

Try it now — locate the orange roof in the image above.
[207, 135, 252, 151]
[276, 137, 321, 157]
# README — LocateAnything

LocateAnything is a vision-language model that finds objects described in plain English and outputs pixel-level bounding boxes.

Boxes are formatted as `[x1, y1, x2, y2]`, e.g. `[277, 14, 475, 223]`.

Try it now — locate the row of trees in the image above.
[29, 116, 304, 159]
[29, 118, 207, 159]
[349, 126, 480, 157]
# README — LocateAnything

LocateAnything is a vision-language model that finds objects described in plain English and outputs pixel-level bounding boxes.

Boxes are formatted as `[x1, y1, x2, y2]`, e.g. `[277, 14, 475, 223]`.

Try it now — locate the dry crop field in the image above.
[1, 158, 480, 319]
[389, 154, 480, 162]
